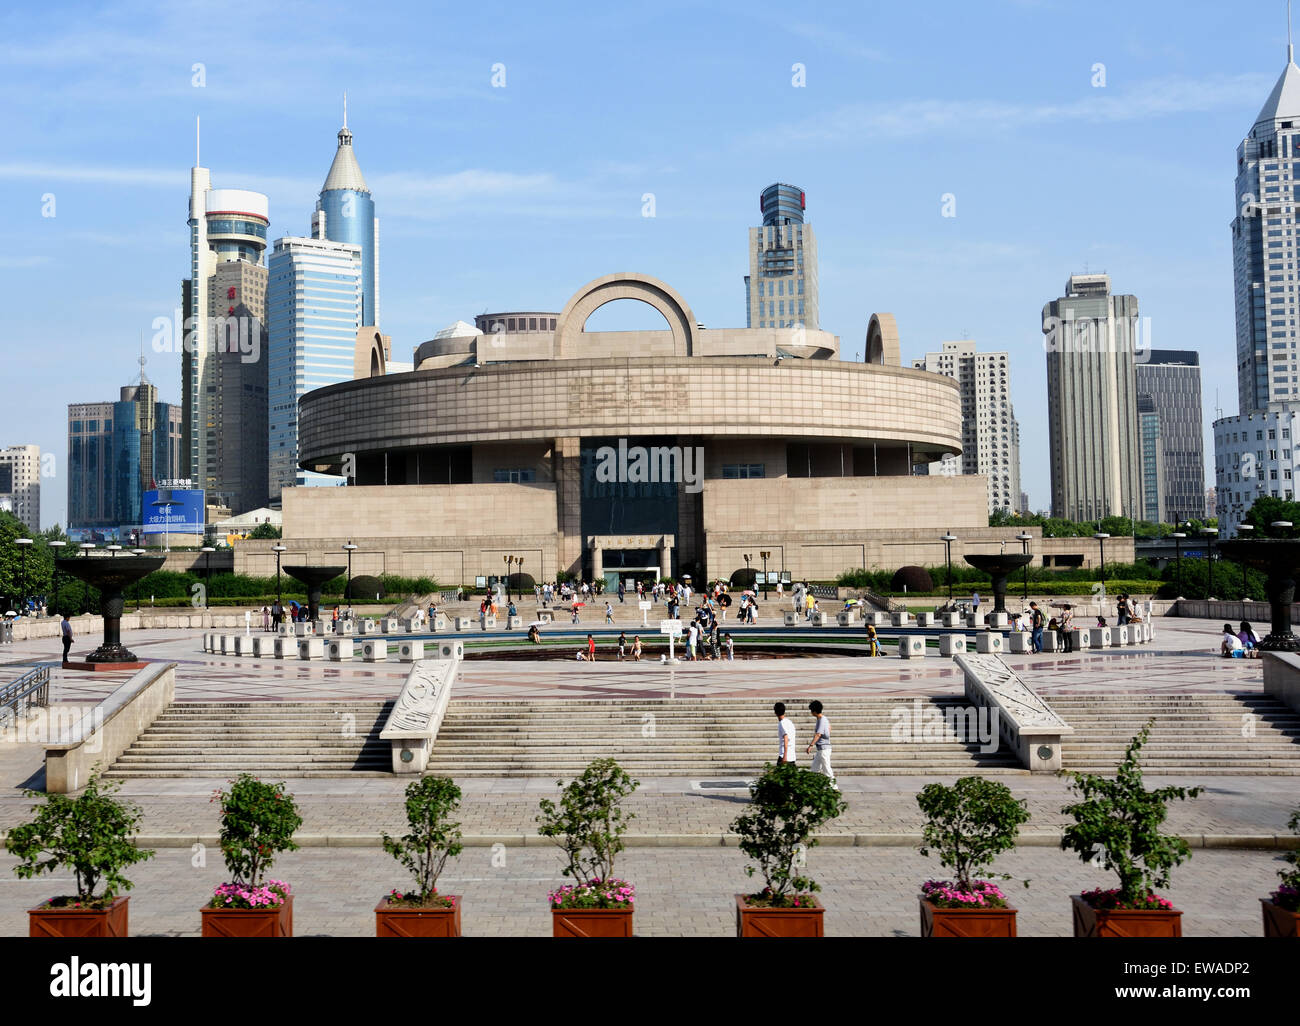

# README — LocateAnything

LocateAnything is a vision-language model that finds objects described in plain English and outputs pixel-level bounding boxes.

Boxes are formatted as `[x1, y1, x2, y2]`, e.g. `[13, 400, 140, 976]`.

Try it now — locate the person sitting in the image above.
[1238, 620, 1261, 657]
[527, 624, 541, 644]
[1221, 623, 1245, 658]
[1096, 615, 1108, 627]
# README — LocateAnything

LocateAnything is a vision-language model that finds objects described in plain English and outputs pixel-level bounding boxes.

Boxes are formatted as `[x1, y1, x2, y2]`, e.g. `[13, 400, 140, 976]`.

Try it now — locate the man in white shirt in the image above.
[775, 702, 796, 764]
[805, 700, 837, 789]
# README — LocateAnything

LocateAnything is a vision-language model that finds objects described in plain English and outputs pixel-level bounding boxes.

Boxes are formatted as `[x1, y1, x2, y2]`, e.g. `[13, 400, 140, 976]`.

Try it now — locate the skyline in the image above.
[0, 0, 1290, 528]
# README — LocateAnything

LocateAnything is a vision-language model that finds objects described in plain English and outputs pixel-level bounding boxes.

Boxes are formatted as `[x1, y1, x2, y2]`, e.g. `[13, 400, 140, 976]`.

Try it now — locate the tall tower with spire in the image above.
[312, 97, 379, 326]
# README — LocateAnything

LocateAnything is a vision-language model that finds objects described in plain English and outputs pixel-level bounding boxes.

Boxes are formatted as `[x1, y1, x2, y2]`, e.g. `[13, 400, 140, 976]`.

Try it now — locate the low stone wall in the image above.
[1172, 599, 1287, 624]
[1262, 652, 1300, 714]
[44, 662, 176, 793]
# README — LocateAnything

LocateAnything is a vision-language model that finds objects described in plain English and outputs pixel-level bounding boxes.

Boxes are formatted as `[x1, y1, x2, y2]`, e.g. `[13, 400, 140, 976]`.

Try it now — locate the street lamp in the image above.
[272, 544, 287, 606]
[1270, 520, 1294, 535]
[106, 544, 122, 558]
[132, 548, 145, 611]
[743, 553, 752, 592]
[14, 538, 32, 614]
[200, 546, 215, 610]
[343, 540, 359, 602]
[503, 555, 515, 602]
[79, 543, 95, 556]
[760, 551, 771, 601]
[48, 540, 66, 614]
[1093, 532, 1110, 584]
[517, 558, 525, 602]
[1200, 527, 1219, 600]
[1171, 531, 1186, 596]
[941, 532, 957, 603]
[1237, 524, 1254, 599]
[1017, 531, 1032, 601]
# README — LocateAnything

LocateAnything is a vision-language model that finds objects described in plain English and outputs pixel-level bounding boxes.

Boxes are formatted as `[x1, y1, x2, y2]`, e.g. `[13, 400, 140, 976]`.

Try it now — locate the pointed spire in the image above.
[322, 102, 369, 193]
[343, 91, 348, 129]
[1290, 0, 1295, 63]
[195, 115, 200, 166]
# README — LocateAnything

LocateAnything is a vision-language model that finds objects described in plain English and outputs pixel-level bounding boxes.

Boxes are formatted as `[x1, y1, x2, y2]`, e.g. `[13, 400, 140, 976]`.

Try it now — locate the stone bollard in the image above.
[941, 612, 962, 628]
[381, 619, 401, 634]
[989, 612, 1009, 628]
[836, 609, 859, 627]
[809, 611, 826, 627]
[434, 640, 465, 660]
[783, 611, 798, 627]
[1089, 627, 1111, 649]
[483, 615, 497, 630]
[898, 636, 926, 658]
[915, 612, 935, 627]
[233, 635, 252, 656]
[454, 617, 473, 631]
[398, 640, 426, 662]
[1042, 629, 1058, 652]
[327, 638, 354, 661]
[273, 637, 292, 659]
[362, 639, 387, 662]
[251, 636, 273, 658]
[891, 611, 912, 627]
[278, 622, 292, 637]
[358, 619, 375, 635]
[507, 615, 523, 629]
[1112, 625, 1128, 647]
[939, 634, 966, 656]
[1071, 629, 1091, 650]
[1008, 633, 1032, 654]
[976, 633, 1005, 654]
[294, 621, 312, 637]
[336, 620, 355, 636]
[298, 637, 325, 660]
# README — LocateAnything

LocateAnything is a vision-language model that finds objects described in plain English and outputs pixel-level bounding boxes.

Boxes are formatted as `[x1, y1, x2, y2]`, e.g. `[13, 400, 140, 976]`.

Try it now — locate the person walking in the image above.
[618, 580, 626, 604]
[586, 633, 596, 663]
[617, 631, 627, 661]
[262, 605, 271, 632]
[60, 612, 72, 663]
[724, 633, 734, 660]
[1029, 601, 1045, 654]
[632, 635, 642, 661]
[1061, 605, 1074, 653]
[806, 700, 837, 789]
[775, 702, 796, 765]
[605, 601, 614, 625]
[972, 592, 980, 620]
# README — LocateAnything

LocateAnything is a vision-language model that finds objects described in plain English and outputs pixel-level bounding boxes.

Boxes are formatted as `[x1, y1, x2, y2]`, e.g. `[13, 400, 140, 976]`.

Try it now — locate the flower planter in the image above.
[1261, 899, 1300, 938]
[201, 895, 293, 937]
[920, 898, 1017, 938]
[376, 898, 462, 937]
[551, 907, 634, 937]
[29, 896, 129, 938]
[1071, 895, 1181, 938]
[735, 894, 824, 937]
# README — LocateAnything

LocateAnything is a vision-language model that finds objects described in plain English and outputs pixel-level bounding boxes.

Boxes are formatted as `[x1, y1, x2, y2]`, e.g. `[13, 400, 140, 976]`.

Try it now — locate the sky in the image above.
[0, 0, 1290, 528]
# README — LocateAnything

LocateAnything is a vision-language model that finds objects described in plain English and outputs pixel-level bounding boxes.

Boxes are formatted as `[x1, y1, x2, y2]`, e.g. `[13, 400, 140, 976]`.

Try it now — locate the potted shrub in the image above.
[731, 761, 847, 937]
[1262, 805, 1300, 937]
[201, 774, 303, 937]
[1060, 721, 1202, 937]
[536, 757, 639, 937]
[6, 773, 154, 937]
[916, 775, 1029, 937]
[377, 776, 465, 937]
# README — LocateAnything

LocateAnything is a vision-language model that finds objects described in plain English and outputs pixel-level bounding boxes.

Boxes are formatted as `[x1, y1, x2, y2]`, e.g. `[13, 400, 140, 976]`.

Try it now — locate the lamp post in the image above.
[14, 538, 32, 614]
[941, 532, 957, 603]
[760, 551, 771, 601]
[272, 544, 287, 607]
[106, 544, 122, 558]
[48, 540, 65, 614]
[200, 546, 214, 610]
[1271, 520, 1294, 535]
[503, 555, 514, 602]
[79, 543, 94, 556]
[1237, 524, 1254, 598]
[743, 553, 752, 592]
[1017, 531, 1032, 601]
[1093, 532, 1110, 584]
[1200, 527, 1219, 599]
[132, 548, 145, 611]
[518, 558, 525, 602]
[343, 540, 358, 602]
[1171, 531, 1186, 596]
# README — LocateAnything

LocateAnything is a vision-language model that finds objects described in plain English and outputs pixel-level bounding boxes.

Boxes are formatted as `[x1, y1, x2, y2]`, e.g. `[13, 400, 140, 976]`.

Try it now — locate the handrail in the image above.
[0, 663, 51, 723]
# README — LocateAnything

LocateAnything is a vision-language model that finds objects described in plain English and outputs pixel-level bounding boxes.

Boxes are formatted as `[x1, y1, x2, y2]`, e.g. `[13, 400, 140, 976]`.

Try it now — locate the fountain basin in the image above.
[282, 566, 346, 623]
[56, 555, 166, 668]
[963, 553, 1033, 616]
[1217, 539, 1300, 652]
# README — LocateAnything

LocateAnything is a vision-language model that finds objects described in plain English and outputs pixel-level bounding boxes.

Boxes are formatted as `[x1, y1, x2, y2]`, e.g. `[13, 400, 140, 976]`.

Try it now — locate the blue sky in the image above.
[0, 0, 1290, 528]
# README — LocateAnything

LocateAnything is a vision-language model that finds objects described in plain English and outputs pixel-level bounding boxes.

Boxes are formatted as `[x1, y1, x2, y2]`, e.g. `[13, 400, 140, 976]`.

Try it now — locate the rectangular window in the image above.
[507, 318, 516, 331]
[529, 318, 537, 330]
[493, 468, 535, 483]
[721, 463, 765, 479]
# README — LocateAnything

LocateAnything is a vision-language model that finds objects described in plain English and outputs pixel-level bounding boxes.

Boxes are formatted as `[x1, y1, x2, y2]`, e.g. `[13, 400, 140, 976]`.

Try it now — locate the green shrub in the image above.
[917, 776, 1029, 897]
[537, 758, 638, 894]
[382, 776, 464, 907]
[215, 774, 303, 888]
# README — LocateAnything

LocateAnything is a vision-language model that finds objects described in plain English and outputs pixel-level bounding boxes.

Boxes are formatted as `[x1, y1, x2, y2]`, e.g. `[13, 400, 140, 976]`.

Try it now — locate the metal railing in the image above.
[0, 664, 50, 725]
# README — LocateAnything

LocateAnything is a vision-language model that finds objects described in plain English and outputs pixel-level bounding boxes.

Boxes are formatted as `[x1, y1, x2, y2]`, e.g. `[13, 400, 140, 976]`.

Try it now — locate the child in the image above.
[632, 635, 642, 661]
[617, 631, 627, 660]
[725, 633, 734, 660]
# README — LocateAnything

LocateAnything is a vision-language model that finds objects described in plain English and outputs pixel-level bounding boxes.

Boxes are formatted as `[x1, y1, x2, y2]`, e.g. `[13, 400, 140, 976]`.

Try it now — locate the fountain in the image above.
[282, 566, 346, 623]
[963, 553, 1033, 618]
[1216, 538, 1300, 652]
[56, 554, 166, 669]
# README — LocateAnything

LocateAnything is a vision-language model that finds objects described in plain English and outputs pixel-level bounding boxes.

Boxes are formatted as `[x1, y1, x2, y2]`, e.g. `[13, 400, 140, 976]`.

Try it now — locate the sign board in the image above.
[658, 619, 683, 636]
[765, 572, 779, 584]
[638, 600, 652, 610]
[474, 576, 487, 588]
[141, 488, 205, 535]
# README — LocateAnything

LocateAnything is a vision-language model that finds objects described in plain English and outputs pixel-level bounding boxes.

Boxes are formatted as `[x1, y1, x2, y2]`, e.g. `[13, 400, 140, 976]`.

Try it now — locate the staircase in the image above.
[1052, 693, 1300, 775]
[424, 697, 1023, 777]
[104, 701, 393, 778]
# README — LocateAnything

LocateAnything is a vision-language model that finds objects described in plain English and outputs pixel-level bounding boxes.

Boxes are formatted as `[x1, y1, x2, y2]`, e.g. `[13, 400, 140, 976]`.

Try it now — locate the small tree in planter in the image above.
[6, 773, 153, 937]
[730, 761, 847, 936]
[915, 776, 1029, 937]
[536, 757, 639, 936]
[1060, 721, 1202, 937]
[202, 774, 303, 937]
[377, 776, 465, 937]
[1262, 806, 1300, 937]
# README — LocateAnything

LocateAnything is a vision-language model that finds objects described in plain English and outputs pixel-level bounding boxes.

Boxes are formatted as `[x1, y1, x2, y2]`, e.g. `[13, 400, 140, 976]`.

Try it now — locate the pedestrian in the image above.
[725, 632, 734, 660]
[618, 580, 626, 604]
[1029, 601, 1044, 654]
[262, 605, 270, 631]
[775, 702, 796, 765]
[617, 631, 627, 660]
[1061, 605, 1074, 653]
[866, 623, 881, 657]
[1117, 594, 1130, 626]
[587, 633, 596, 663]
[632, 635, 642, 661]
[710, 622, 721, 660]
[571, 603, 580, 625]
[972, 592, 980, 620]
[60, 612, 72, 663]
[687, 620, 699, 660]
[806, 700, 837, 789]
[605, 601, 614, 624]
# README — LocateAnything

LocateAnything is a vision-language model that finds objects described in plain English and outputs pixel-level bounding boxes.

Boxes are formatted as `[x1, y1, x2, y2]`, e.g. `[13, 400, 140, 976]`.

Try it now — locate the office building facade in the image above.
[744, 183, 818, 331]
[911, 340, 1021, 514]
[1135, 349, 1205, 523]
[1213, 404, 1300, 535]
[0, 445, 41, 531]
[1042, 273, 1143, 522]
[312, 106, 379, 326]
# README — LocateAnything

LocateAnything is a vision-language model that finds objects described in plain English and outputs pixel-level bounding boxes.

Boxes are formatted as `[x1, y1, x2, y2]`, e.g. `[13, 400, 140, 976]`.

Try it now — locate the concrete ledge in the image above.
[1262, 651, 1300, 714]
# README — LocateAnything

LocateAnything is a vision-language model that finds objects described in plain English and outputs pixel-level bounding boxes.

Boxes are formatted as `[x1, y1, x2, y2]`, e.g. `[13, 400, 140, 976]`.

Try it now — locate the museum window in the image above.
[493, 468, 536, 483]
[722, 463, 765, 479]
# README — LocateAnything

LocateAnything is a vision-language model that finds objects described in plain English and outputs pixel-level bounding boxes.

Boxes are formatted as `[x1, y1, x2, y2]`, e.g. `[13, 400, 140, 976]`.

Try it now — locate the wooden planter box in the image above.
[551, 907, 634, 937]
[920, 898, 1017, 937]
[735, 894, 824, 937]
[1261, 899, 1300, 938]
[1071, 895, 1181, 937]
[29, 896, 129, 938]
[376, 898, 462, 937]
[201, 895, 293, 937]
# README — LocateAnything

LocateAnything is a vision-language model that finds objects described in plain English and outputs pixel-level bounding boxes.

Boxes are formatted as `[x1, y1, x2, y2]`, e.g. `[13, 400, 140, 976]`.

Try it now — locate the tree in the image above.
[247, 522, 282, 540]
[537, 757, 638, 885]
[916, 776, 1029, 894]
[382, 776, 463, 905]
[1243, 497, 1300, 536]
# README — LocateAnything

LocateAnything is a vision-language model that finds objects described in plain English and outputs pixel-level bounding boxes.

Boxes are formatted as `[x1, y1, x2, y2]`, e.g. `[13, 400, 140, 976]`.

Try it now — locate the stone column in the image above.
[660, 538, 672, 579]
[554, 436, 583, 577]
[591, 543, 604, 582]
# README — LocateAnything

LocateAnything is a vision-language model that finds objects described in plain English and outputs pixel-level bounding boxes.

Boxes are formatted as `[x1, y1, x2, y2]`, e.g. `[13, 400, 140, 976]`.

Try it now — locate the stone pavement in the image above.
[0, 845, 1285, 937]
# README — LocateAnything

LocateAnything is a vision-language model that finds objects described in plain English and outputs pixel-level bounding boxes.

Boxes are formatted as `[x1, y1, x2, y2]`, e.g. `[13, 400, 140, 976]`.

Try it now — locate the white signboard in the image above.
[638, 600, 652, 610]
[659, 619, 683, 636]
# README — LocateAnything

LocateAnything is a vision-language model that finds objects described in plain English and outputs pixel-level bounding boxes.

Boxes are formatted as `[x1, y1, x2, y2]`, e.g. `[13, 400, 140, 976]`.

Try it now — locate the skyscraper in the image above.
[312, 100, 379, 326]
[1136, 350, 1205, 523]
[182, 124, 270, 514]
[1137, 394, 1163, 522]
[0, 445, 41, 531]
[911, 340, 1021, 514]
[266, 236, 362, 500]
[744, 183, 818, 330]
[1042, 273, 1143, 522]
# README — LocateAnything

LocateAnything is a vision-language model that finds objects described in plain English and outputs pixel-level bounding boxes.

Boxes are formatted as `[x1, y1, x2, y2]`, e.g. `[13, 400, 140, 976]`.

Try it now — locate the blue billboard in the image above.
[141, 488, 205, 535]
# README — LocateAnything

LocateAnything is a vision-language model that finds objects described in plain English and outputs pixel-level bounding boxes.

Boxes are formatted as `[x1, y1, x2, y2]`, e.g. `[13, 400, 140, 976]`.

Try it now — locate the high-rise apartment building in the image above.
[1135, 350, 1205, 523]
[911, 340, 1021, 514]
[0, 445, 41, 531]
[312, 103, 379, 326]
[68, 372, 182, 538]
[1042, 273, 1143, 522]
[182, 129, 270, 514]
[1137, 395, 1163, 522]
[744, 183, 818, 330]
[266, 237, 362, 499]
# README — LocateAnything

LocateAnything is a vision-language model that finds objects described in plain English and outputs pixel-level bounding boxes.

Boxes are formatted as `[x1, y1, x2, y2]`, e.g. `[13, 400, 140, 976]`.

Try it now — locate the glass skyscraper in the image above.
[1136, 350, 1204, 523]
[744, 183, 818, 330]
[312, 104, 379, 327]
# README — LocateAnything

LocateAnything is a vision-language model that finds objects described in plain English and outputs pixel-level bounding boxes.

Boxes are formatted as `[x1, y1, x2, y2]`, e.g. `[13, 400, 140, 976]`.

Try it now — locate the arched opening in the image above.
[582, 298, 673, 333]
